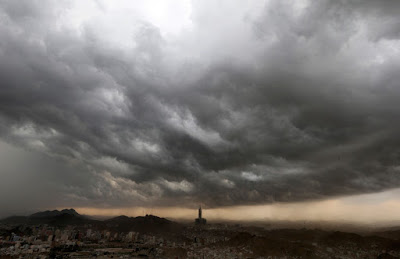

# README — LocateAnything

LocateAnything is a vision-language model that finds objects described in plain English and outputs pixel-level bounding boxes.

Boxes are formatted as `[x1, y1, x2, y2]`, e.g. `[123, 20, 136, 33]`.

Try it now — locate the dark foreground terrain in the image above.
[1, 209, 400, 258]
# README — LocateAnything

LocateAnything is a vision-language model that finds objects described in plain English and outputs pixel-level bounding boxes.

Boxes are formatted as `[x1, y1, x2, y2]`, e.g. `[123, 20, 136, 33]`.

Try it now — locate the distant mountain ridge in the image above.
[105, 214, 183, 233]
[0, 209, 183, 234]
[30, 208, 81, 218]
[0, 208, 91, 226]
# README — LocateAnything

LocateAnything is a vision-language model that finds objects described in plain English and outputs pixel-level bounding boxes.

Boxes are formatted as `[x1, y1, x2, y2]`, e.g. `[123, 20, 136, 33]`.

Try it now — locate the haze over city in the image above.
[1, 0, 400, 225]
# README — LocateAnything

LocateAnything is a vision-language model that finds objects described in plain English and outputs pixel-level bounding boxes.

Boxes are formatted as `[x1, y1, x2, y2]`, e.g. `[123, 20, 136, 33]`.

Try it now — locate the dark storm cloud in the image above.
[1, 0, 400, 211]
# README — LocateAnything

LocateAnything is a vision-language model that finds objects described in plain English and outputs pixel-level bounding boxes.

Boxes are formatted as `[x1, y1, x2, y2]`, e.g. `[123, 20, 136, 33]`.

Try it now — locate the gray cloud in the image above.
[1, 0, 400, 213]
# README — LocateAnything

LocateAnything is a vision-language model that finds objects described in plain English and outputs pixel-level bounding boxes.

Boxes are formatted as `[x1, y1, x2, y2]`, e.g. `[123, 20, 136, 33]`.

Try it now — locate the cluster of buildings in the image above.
[0, 207, 222, 258]
[0, 224, 168, 257]
[2, 221, 397, 258]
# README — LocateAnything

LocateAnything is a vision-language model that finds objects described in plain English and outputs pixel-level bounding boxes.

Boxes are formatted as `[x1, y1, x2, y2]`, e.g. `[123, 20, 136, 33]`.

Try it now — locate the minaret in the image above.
[198, 206, 202, 219]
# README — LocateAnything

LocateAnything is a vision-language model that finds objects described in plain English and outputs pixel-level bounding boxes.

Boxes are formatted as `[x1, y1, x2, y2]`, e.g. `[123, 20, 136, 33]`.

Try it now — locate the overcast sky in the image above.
[1, 0, 400, 218]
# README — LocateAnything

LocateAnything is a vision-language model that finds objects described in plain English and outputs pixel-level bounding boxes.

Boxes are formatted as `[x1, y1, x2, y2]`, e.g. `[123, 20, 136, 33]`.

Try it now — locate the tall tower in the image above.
[195, 205, 206, 225]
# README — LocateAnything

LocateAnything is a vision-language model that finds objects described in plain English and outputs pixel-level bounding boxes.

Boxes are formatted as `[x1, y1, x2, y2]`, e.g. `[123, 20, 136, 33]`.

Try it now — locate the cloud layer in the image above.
[1, 0, 400, 212]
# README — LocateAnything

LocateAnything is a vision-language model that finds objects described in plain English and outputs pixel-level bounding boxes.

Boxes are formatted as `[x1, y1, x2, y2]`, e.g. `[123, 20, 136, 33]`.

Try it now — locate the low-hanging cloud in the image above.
[1, 0, 400, 213]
